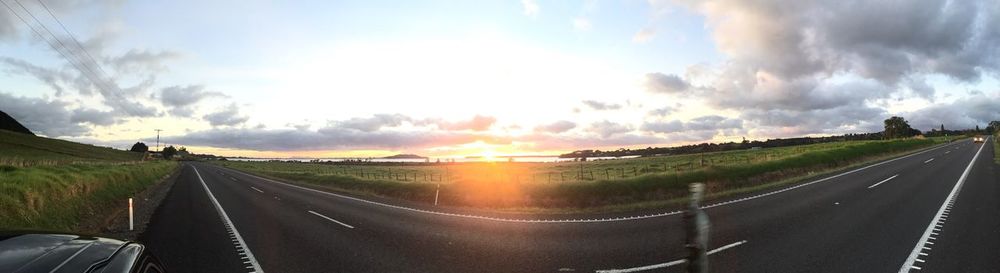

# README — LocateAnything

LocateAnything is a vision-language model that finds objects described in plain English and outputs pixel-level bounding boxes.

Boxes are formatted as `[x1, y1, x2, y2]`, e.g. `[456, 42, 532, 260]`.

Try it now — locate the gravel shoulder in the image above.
[77, 166, 182, 241]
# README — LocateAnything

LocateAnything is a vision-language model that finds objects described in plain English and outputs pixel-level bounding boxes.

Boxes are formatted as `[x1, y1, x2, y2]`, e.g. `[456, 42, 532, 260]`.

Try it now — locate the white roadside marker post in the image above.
[434, 183, 441, 206]
[128, 197, 134, 231]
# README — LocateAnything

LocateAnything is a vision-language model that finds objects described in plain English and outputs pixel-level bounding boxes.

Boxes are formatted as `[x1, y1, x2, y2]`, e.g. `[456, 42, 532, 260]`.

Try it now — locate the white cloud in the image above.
[521, 0, 539, 17]
[534, 120, 577, 133]
[419, 115, 497, 131]
[159, 85, 227, 117]
[573, 18, 591, 31]
[586, 120, 632, 138]
[581, 100, 622, 111]
[633, 27, 656, 43]
[203, 103, 248, 127]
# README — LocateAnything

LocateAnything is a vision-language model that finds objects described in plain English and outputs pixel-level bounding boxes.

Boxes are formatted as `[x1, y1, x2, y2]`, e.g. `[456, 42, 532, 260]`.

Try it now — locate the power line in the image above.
[0, 0, 92, 84]
[33, 0, 115, 87]
[0, 0, 119, 97]
[14, 0, 119, 95]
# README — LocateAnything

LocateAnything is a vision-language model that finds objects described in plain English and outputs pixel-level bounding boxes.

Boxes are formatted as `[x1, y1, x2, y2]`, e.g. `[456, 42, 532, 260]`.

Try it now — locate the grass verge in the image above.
[0, 161, 178, 231]
[994, 133, 999, 164]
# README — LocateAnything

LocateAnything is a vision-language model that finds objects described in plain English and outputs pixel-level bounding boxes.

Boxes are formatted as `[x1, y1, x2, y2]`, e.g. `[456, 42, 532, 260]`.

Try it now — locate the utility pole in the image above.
[154, 129, 163, 152]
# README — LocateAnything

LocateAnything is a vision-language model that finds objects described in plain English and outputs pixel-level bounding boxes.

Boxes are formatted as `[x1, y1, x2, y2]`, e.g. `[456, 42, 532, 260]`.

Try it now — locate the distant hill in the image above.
[382, 154, 427, 159]
[0, 129, 142, 165]
[0, 111, 34, 135]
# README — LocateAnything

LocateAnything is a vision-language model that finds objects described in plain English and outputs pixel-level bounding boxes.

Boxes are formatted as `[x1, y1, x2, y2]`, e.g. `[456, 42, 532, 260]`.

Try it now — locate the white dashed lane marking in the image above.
[868, 174, 899, 189]
[594, 240, 747, 273]
[308, 210, 355, 229]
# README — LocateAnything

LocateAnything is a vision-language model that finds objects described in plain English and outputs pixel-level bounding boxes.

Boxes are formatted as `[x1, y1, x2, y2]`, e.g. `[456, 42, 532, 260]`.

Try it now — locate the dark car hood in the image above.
[0, 233, 130, 273]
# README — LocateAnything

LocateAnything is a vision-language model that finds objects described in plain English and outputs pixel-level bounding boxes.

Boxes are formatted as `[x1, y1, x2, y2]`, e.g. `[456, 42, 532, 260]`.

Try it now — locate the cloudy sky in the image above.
[1, 0, 998, 158]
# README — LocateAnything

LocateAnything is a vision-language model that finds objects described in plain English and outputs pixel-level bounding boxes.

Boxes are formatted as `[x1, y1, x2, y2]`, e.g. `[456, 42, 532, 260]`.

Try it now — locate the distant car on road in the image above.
[973, 135, 986, 143]
[0, 232, 165, 273]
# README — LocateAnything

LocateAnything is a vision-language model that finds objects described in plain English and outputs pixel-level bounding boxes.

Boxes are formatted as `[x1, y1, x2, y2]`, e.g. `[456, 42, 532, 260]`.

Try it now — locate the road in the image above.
[139, 138, 999, 272]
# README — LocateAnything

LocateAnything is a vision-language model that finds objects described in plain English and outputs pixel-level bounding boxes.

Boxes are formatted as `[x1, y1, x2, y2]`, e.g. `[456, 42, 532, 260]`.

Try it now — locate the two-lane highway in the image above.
[140, 138, 998, 272]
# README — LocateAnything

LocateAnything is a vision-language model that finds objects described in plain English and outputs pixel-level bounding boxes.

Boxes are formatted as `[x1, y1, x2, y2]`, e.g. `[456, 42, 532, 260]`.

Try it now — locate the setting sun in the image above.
[480, 150, 499, 161]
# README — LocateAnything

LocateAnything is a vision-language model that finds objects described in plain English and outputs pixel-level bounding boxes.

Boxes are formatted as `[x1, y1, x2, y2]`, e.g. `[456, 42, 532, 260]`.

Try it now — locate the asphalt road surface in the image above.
[139, 138, 999, 273]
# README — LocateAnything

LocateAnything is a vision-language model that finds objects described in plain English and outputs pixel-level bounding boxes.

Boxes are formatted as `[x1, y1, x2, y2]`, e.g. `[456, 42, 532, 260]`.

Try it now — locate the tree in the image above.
[162, 145, 178, 159]
[988, 121, 1000, 134]
[883, 116, 914, 139]
[129, 142, 149, 153]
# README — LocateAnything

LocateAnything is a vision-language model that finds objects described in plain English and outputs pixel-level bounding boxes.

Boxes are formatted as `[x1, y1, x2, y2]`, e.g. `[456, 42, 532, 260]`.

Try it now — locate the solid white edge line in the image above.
[250, 186, 264, 193]
[898, 137, 987, 273]
[193, 165, 265, 273]
[595, 240, 747, 273]
[923, 158, 934, 163]
[308, 210, 355, 229]
[208, 140, 962, 224]
[868, 174, 900, 189]
[706, 240, 747, 255]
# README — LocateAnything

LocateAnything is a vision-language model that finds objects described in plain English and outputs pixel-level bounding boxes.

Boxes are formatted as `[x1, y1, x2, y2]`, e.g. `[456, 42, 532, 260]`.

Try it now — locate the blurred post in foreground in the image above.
[684, 183, 710, 273]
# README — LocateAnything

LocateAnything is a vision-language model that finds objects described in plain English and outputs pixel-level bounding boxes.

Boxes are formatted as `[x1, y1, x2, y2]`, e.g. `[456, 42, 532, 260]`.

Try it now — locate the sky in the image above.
[1, 0, 999, 158]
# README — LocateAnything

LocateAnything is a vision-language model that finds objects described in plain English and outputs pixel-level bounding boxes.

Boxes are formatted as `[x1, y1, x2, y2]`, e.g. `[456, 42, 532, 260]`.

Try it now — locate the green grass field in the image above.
[0, 129, 178, 231]
[215, 140, 919, 185]
[215, 136, 961, 211]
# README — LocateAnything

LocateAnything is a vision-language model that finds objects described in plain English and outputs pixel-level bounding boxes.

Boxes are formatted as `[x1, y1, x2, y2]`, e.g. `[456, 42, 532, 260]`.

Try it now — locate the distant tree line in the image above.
[560, 116, 999, 159]
[558, 132, 887, 158]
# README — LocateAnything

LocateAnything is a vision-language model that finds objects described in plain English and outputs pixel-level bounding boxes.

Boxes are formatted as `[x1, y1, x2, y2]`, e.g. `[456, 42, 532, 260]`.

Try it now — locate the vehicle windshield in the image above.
[2, 1, 1000, 272]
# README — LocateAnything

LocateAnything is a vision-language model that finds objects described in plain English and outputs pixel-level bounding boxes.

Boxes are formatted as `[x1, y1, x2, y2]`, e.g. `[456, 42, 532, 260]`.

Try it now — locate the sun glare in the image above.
[480, 150, 498, 161]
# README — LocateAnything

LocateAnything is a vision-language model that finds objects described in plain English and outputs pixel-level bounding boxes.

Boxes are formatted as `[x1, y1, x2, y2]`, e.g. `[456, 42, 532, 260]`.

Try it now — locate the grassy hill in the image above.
[0, 110, 34, 136]
[0, 129, 177, 231]
[0, 129, 143, 167]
